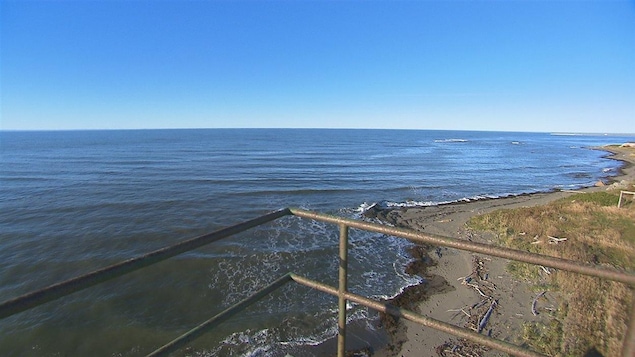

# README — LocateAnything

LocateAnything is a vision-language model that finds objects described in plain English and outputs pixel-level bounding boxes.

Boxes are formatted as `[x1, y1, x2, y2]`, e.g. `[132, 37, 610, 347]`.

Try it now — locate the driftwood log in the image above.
[531, 291, 547, 316]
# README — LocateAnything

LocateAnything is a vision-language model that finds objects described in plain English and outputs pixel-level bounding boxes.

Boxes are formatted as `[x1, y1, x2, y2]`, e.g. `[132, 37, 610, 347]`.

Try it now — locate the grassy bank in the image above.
[467, 188, 635, 356]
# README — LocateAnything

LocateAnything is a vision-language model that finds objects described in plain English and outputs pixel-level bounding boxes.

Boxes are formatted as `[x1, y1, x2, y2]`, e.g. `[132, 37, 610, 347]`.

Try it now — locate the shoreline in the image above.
[361, 145, 635, 357]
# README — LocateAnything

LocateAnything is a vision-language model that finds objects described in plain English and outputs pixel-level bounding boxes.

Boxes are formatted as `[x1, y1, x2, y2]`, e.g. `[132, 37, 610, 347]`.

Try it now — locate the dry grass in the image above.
[468, 190, 635, 356]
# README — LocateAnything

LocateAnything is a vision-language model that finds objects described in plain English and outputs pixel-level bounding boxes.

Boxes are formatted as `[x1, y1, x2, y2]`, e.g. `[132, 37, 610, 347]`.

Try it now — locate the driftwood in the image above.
[533, 236, 567, 245]
[460, 256, 497, 300]
[532, 291, 547, 316]
[548, 236, 567, 244]
[477, 299, 498, 333]
[447, 308, 471, 318]
[539, 265, 552, 275]
[466, 283, 488, 298]
[471, 298, 489, 310]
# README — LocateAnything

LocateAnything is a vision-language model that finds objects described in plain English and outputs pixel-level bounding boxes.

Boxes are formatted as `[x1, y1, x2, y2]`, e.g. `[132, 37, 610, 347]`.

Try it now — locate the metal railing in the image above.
[1, 208, 634, 357]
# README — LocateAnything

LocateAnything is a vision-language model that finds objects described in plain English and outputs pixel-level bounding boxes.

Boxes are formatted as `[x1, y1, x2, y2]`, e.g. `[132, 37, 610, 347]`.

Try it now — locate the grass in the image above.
[467, 190, 635, 356]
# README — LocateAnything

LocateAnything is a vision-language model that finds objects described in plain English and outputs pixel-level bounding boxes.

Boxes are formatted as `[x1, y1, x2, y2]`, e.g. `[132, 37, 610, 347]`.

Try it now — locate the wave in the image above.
[551, 132, 584, 136]
[356, 192, 553, 213]
[433, 138, 468, 143]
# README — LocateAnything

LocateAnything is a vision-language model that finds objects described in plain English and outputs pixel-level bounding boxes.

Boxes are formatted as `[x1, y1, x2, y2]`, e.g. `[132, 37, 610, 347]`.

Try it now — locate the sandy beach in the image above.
[365, 145, 635, 357]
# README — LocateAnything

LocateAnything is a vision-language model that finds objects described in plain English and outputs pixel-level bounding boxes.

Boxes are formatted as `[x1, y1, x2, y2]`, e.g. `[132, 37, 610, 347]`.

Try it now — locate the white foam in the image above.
[434, 138, 468, 143]
[354, 202, 377, 214]
[357, 194, 508, 213]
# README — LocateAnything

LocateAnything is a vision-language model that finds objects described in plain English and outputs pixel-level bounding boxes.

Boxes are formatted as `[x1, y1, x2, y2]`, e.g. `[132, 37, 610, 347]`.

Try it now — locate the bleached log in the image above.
[447, 308, 471, 318]
[540, 266, 552, 275]
[466, 283, 488, 298]
[548, 236, 567, 244]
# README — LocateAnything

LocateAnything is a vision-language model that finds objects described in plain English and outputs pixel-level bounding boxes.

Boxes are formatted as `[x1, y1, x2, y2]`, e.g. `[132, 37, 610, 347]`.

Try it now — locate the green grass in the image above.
[567, 192, 619, 206]
[521, 318, 564, 356]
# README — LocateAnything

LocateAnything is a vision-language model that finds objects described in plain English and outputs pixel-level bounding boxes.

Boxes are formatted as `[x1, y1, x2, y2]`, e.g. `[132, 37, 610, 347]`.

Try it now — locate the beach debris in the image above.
[539, 265, 552, 275]
[477, 299, 498, 333]
[471, 298, 489, 310]
[532, 291, 547, 316]
[436, 339, 489, 357]
[531, 235, 542, 244]
[441, 256, 500, 355]
[466, 283, 488, 298]
[459, 256, 499, 301]
[447, 307, 471, 318]
[548, 236, 567, 244]
[435, 246, 443, 258]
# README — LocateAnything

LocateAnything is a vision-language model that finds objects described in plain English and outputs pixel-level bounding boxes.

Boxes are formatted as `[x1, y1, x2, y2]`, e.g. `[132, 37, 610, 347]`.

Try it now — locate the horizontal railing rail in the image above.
[0, 209, 291, 320]
[1, 207, 633, 356]
[289, 208, 635, 286]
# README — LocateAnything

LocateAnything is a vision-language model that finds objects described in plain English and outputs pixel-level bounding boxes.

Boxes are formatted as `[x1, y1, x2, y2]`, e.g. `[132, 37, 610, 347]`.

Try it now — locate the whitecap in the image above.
[433, 138, 468, 143]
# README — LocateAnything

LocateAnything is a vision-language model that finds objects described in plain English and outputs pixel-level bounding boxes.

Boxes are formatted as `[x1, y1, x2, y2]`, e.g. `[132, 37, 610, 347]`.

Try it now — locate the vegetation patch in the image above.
[467, 191, 635, 356]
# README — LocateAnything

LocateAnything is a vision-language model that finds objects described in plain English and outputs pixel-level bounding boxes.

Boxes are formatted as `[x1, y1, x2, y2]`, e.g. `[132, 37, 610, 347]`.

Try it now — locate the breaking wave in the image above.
[433, 138, 469, 143]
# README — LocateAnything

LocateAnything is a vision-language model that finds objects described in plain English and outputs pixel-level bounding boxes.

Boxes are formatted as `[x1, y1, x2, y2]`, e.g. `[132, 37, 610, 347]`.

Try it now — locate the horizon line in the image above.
[2, 127, 635, 136]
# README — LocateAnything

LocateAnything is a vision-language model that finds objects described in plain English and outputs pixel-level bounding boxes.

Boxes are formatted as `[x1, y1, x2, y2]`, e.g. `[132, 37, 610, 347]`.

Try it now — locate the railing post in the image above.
[337, 223, 349, 357]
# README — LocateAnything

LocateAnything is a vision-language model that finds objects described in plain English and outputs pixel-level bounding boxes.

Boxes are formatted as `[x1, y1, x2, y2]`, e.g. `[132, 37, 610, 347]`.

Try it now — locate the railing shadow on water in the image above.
[1, 208, 634, 357]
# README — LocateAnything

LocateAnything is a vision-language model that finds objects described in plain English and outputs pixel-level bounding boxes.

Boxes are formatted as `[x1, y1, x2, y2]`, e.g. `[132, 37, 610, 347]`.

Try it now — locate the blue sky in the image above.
[1, 0, 634, 133]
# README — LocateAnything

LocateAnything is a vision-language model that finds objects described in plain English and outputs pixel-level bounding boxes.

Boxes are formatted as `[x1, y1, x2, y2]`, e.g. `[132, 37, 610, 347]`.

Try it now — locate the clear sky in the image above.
[1, 0, 634, 133]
